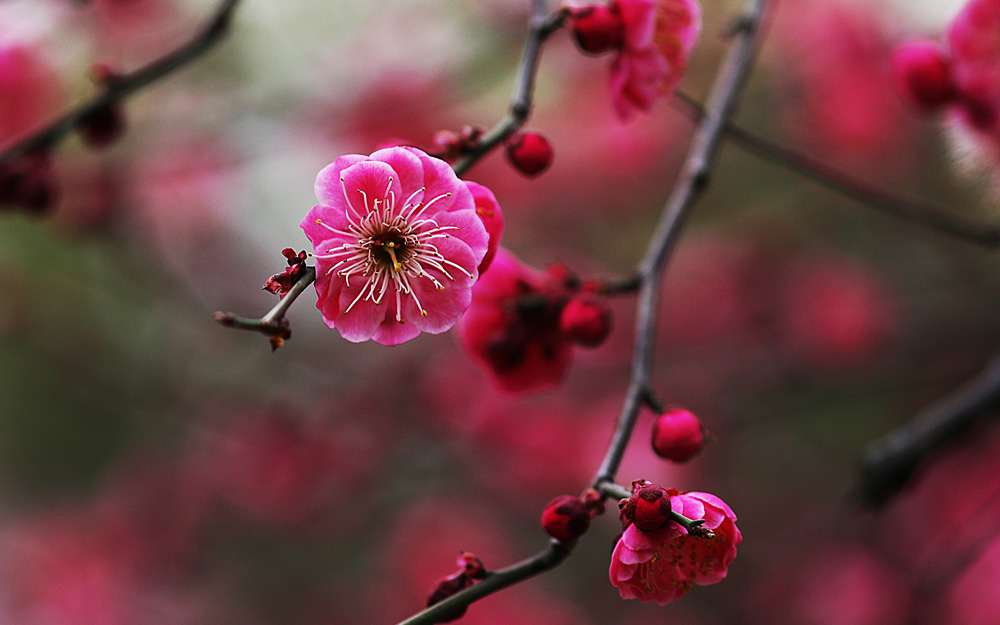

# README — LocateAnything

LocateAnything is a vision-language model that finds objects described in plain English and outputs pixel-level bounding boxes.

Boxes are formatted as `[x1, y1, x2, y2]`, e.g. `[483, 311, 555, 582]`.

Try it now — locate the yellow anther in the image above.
[420, 310, 428, 318]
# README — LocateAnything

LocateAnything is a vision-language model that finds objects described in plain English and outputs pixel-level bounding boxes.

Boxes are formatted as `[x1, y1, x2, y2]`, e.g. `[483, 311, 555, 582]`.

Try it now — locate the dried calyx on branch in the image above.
[425, 552, 488, 623]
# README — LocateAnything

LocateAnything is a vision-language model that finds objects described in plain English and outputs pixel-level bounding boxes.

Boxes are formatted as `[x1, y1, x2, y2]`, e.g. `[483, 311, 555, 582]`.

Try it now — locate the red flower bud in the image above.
[426, 552, 487, 622]
[541, 495, 592, 541]
[651, 408, 706, 463]
[620, 482, 672, 532]
[505, 131, 553, 178]
[569, 4, 626, 55]
[891, 41, 956, 112]
[560, 294, 612, 347]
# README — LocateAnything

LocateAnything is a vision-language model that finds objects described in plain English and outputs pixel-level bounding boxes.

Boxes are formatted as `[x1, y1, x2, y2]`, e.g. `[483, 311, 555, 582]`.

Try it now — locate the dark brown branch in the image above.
[213, 267, 316, 350]
[860, 354, 1000, 507]
[672, 91, 1000, 248]
[451, 0, 567, 177]
[0, 0, 242, 166]
[594, 0, 769, 488]
[394, 541, 575, 625]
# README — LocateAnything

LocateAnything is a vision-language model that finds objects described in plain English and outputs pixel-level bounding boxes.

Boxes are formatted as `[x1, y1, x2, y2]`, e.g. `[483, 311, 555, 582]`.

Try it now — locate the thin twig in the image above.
[0, 0, 242, 166]
[213, 267, 316, 347]
[452, 0, 567, 177]
[672, 91, 1000, 248]
[394, 541, 575, 625]
[593, 0, 769, 489]
[859, 354, 1000, 507]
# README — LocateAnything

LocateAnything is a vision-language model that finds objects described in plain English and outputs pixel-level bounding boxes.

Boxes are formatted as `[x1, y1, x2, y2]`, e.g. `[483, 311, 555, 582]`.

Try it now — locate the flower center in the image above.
[313, 175, 473, 324]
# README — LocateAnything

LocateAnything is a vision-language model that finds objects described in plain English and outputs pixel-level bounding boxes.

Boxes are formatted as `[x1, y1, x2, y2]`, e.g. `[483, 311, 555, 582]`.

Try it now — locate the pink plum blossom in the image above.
[609, 0, 702, 120]
[610, 490, 740, 605]
[301, 147, 488, 345]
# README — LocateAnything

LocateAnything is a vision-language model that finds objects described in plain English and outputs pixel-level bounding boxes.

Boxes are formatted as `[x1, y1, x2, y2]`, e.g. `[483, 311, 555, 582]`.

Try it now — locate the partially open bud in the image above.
[651, 407, 706, 463]
[569, 4, 626, 55]
[466, 181, 504, 274]
[619, 481, 672, 532]
[541, 495, 592, 541]
[505, 131, 553, 178]
[426, 552, 486, 622]
[891, 41, 956, 112]
[560, 294, 612, 347]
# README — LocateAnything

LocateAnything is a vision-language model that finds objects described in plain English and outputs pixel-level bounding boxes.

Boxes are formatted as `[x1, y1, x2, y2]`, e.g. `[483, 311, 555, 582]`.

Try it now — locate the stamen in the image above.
[340, 177, 364, 217]
[406, 191, 451, 221]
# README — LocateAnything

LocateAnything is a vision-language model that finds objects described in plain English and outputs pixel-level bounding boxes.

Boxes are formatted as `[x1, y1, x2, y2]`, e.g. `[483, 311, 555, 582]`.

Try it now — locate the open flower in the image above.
[301, 147, 489, 345]
[610, 490, 740, 605]
[573, 0, 701, 120]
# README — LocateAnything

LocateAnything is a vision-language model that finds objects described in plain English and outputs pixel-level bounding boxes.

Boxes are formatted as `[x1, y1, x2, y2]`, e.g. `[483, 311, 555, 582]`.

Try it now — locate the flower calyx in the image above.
[619, 480, 672, 532]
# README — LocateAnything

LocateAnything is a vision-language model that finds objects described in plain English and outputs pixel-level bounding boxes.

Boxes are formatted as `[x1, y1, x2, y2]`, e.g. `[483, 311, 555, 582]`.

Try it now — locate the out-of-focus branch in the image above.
[594, 0, 769, 489]
[0, 0, 242, 166]
[672, 91, 1000, 248]
[452, 0, 567, 177]
[860, 354, 1000, 507]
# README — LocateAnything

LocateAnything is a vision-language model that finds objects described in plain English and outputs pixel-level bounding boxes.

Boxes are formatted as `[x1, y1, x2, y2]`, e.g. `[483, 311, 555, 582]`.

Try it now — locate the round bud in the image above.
[620, 482, 672, 532]
[560, 294, 612, 347]
[541, 495, 591, 541]
[505, 131, 553, 178]
[890, 41, 956, 112]
[570, 4, 626, 55]
[651, 408, 705, 463]
[75, 103, 127, 149]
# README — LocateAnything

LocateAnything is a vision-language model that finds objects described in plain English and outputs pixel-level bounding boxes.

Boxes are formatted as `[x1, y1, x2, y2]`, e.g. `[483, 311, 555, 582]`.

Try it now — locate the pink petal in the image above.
[334, 288, 386, 343]
[314, 154, 367, 207]
[369, 146, 425, 205]
[339, 160, 404, 218]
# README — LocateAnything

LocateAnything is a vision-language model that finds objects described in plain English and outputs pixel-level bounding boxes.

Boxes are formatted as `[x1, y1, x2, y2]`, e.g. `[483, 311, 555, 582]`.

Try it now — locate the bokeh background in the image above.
[2, 0, 1000, 623]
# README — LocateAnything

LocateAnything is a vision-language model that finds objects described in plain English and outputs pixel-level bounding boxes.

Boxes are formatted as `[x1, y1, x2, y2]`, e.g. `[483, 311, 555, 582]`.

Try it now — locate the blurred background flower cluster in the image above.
[3, 0, 1000, 623]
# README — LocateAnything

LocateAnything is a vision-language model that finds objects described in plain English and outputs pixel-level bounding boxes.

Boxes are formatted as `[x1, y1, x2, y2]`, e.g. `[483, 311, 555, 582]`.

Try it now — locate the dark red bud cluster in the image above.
[0, 153, 59, 215]
[560, 294, 612, 347]
[263, 248, 309, 297]
[76, 61, 127, 149]
[431, 125, 484, 162]
[505, 131, 553, 177]
[891, 41, 957, 112]
[651, 407, 706, 463]
[569, 3, 626, 55]
[542, 263, 614, 349]
[619, 481, 672, 532]
[426, 552, 488, 623]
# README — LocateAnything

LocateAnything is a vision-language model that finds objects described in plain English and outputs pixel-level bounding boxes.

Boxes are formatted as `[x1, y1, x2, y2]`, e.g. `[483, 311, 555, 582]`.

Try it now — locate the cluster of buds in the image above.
[540, 488, 605, 542]
[263, 248, 309, 298]
[430, 125, 484, 162]
[0, 152, 58, 215]
[425, 552, 488, 623]
[459, 250, 615, 393]
[75, 61, 128, 149]
[890, 42, 957, 112]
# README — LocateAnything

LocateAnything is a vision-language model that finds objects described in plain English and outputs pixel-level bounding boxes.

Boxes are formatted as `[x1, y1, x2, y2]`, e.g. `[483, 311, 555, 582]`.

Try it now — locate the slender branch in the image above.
[593, 0, 769, 487]
[213, 267, 316, 347]
[452, 1, 567, 177]
[859, 354, 1000, 507]
[672, 91, 1000, 248]
[0, 0, 242, 166]
[394, 541, 575, 625]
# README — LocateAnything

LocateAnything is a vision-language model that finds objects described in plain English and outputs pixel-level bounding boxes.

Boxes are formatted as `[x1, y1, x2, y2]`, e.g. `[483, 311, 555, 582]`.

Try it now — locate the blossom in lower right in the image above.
[610, 490, 740, 605]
